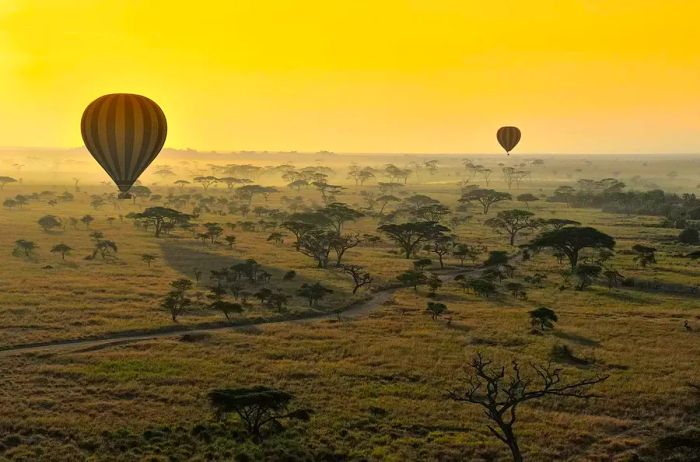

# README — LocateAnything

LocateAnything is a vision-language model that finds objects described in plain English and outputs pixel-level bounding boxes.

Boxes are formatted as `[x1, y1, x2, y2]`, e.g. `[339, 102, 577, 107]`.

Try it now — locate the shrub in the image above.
[678, 228, 699, 245]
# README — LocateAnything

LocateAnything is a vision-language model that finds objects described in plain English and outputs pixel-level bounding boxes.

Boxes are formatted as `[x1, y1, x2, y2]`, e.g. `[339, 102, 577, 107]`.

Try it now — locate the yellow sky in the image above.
[0, 0, 699, 154]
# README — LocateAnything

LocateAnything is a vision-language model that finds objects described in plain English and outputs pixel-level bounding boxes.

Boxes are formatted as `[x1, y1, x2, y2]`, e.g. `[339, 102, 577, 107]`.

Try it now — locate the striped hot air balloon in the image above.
[496, 126, 521, 155]
[81, 94, 167, 196]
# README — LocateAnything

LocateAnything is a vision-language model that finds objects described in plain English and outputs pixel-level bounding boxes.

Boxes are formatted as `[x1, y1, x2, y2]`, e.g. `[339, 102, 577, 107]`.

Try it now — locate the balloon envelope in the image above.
[81, 94, 167, 192]
[497, 126, 521, 155]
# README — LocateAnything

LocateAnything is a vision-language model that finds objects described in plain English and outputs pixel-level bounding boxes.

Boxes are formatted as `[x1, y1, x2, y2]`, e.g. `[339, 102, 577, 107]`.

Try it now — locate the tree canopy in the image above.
[529, 226, 615, 268]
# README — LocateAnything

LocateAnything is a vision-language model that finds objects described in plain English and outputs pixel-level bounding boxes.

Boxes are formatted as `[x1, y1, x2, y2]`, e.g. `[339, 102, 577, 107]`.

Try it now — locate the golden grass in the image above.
[0, 159, 699, 460]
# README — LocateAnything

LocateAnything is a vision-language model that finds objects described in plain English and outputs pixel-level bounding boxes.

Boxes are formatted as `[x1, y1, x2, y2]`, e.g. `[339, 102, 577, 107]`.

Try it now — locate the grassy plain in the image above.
[0, 151, 699, 461]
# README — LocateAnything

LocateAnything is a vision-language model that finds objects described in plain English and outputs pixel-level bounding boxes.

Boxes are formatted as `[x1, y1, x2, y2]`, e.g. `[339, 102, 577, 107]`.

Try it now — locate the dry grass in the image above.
[0, 153, 699, 460]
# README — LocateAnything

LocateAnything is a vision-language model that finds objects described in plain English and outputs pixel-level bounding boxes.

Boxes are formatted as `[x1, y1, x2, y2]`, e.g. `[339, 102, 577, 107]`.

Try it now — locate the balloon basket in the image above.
[118, 192, 133, 200]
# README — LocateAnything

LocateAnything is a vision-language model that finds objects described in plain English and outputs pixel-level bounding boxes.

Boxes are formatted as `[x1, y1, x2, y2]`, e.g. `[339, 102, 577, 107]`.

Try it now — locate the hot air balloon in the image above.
[497, 126, 521, 155]
[81, 94, 167, 198]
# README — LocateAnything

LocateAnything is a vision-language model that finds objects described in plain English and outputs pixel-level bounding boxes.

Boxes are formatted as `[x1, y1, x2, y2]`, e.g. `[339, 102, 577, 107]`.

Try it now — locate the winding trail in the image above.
[0, 264, 492, 357]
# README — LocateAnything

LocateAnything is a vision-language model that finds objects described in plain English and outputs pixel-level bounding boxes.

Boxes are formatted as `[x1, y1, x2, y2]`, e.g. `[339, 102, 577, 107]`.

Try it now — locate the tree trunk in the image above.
[505, 429, 522, 462]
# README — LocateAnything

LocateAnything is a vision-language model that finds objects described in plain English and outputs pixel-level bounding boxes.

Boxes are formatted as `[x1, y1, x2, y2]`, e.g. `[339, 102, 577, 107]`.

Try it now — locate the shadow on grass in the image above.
[158, 240, 243, 278]
[598, 289, 661, 305]
[552, 330, 601, 347]
[157, 240, 353, 311]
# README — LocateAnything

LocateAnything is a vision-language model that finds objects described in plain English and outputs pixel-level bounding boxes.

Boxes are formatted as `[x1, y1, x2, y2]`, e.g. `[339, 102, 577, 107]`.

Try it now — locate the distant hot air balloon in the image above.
[81, 94, 167, 197]
[497, 126, 521, 155]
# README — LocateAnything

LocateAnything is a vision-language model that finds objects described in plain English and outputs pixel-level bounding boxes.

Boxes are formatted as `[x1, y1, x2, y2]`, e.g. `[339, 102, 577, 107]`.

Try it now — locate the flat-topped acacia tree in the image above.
[378, 221, 450, 259]
[132, 207, 191, 238]
[460, 189, 512, 214]
[0, 176, 17, 190]
[529, 226, 615, 269]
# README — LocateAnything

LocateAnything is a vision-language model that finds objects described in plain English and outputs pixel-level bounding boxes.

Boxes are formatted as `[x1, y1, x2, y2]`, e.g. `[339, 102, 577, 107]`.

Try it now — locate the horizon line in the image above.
[0, 146, 698, 157]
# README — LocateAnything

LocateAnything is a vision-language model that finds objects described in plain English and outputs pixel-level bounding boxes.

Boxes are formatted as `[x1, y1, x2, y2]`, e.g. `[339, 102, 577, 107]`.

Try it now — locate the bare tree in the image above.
[338, 264, 372, 294]
[447, 353, 608, 462]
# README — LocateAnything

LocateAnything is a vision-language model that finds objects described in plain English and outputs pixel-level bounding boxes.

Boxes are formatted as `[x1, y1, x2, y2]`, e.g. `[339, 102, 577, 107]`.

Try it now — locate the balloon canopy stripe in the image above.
[497, 126, 521, 155]
[81, 94, 167, 193]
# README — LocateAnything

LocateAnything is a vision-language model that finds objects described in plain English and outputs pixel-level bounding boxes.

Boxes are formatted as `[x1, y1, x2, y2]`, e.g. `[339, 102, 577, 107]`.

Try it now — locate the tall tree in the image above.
[448, 354, 608, 462]
[378, 221, 450, 259]
[460, 189, 512, 214]
[132, 207, 191, 238]
[485, 209, 540, 246]
[529, 227, 615, 269]
[320, 203, 364, 234]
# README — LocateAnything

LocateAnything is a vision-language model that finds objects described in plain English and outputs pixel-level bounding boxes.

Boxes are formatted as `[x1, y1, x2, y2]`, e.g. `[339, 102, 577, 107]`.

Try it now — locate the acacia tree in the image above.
[193, 176, 219, 189]
[0, 176, 18, 190]
[91, 240, 118, 259]
[572, 264, 602, 290]
[13, 240, 37, 257]
[80, 215, 95, 228]
[129, 185, 152, 204]
[141, 254, 157, 267]
[631, 244, 656, 267]
[397, 269, 428, 291]
[425, 235, 454, 268]
[529, 227, 615, 269]
[426, 301, 447, 320]
[50, 243, 72, 260]
[209, 387, 311, 441]
[529, 307, 558, 330]
[161, 278, 193, 322]
[38, 215, 62, 232]
[209, 300, 244, 321]
[485, 209, 540, 246]
[338, 264, 372, 294]
[174, 179, 190, 189]
[452, 243, 485, 266]
[377, 194, 400, 214]
[132, 207, 191, 237]
[297, 229, 334, 268]
[541, 218, 581, 230]
[330, 233, 362, 266]
[378, 221, 450, 259]
[460, 189, 512, 214]
[281, 220, 316, 250]
[320, 202, 364, 234]
[448, 353, 608, 462]
[603, 269, 625, 289]
[297, 282, 333, 307]
[516, 193, 539, 208]
[237, 184, 278, 204]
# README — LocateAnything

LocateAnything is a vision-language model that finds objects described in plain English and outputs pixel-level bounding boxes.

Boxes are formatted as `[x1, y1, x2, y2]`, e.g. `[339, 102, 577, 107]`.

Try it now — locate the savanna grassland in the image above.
[0, 150, 699, 461]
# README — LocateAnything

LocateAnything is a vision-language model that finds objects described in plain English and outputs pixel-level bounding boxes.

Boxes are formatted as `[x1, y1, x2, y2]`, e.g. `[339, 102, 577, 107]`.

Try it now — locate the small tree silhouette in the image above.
[297, 282, 333, 307]
[209, 386, 311, 441]
[338, 264, 372, 294]
[51, 243, 72, 260]
[448, 353, 608, 462]
[13, 239, 37, 258]
[210, 300, 243, 321]
[162, 279, 193, 322]
[426, 301, 447, 320]
[529, 307, 558, 330]
[141, 254, 157, 267]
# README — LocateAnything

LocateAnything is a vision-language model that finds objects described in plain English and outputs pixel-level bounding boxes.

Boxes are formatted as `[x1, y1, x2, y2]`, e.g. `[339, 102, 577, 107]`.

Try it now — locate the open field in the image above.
[0, 151, 699, 461]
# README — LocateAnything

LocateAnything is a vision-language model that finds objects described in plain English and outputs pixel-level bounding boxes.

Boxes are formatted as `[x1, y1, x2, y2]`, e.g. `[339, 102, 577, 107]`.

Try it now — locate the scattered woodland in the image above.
[0, 150, 699, 461]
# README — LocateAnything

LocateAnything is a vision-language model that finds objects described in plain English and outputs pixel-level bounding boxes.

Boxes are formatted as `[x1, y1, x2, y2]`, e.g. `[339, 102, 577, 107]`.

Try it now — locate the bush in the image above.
[678, 228, 699, 245]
